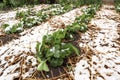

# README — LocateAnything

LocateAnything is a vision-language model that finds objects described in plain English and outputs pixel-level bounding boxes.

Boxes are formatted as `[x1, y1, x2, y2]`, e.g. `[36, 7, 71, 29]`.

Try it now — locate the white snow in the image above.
[0, 6, 85, 80]
[74, 5, 120, 80]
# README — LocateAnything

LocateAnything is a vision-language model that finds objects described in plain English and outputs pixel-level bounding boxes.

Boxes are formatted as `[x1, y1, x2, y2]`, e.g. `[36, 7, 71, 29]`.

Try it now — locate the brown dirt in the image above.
[0, 34, 19, 46]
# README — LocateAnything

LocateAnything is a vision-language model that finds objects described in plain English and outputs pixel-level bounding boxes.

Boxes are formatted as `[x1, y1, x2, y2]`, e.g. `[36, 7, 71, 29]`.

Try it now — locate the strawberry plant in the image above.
[115, 0, 120, 13]
[58, 0, 102, 7]
[2, 4, 74, 34]
[2, 22, 23, 34]
[36, 29, 80, 71]
[116, 4, 120, 12]
[2, 1, 102, 34]
[16, 9, 33, 19]
[36, 4, 101, 71]
[22, 16, 41, 28]
[66, 4, 99, 34]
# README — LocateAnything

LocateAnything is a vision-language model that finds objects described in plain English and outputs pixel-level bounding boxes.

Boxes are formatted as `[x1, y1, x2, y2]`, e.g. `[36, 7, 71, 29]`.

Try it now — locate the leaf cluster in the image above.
[36, 29, 80, 71]
[2, 22, 23, 34]
[58, 0, 102, 7]
[115, 1, 120, 13]
[2, 4, 72, 34]
[36, 4, 101, 71]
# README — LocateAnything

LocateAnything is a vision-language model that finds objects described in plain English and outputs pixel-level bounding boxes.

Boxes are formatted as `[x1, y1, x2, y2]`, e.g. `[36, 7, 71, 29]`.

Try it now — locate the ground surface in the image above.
[74, 5, 120, 80]
[0, 4, 120, 80]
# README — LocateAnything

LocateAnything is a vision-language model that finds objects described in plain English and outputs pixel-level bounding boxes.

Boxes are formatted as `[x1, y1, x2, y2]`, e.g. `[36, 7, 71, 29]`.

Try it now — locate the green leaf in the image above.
[61, 43, 72, 56]
[60, 48, 71, 58]
[36, 42, 44, 58]
[53, 30, 66, 39]
[16, 11, 27, 18]
[68, 22, 80, 32]
[62, 43, 80, 56]
[36, 42, 41, 52]
[11, 25, 17, 33]
[79, 25, 88, 32]
[2, 24, 9, 29]
[37, 57, 41, 62]
[43, 34, 53, 45]
[70, 44, 80, 56]
[37, 61, 49, 71]
[53, 50, 60, 58]
[50, 58, 63, 67]
[46, 51, 54, 58]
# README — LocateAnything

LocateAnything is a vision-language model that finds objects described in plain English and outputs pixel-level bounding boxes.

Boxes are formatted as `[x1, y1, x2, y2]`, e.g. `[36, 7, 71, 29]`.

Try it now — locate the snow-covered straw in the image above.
[0, 6, 85, 80]
[74, 5, 120, 80]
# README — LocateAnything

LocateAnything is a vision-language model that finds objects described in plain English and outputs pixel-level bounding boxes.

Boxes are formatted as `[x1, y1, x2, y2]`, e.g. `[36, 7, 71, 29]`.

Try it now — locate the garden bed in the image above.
[0, 3, 120, 80]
